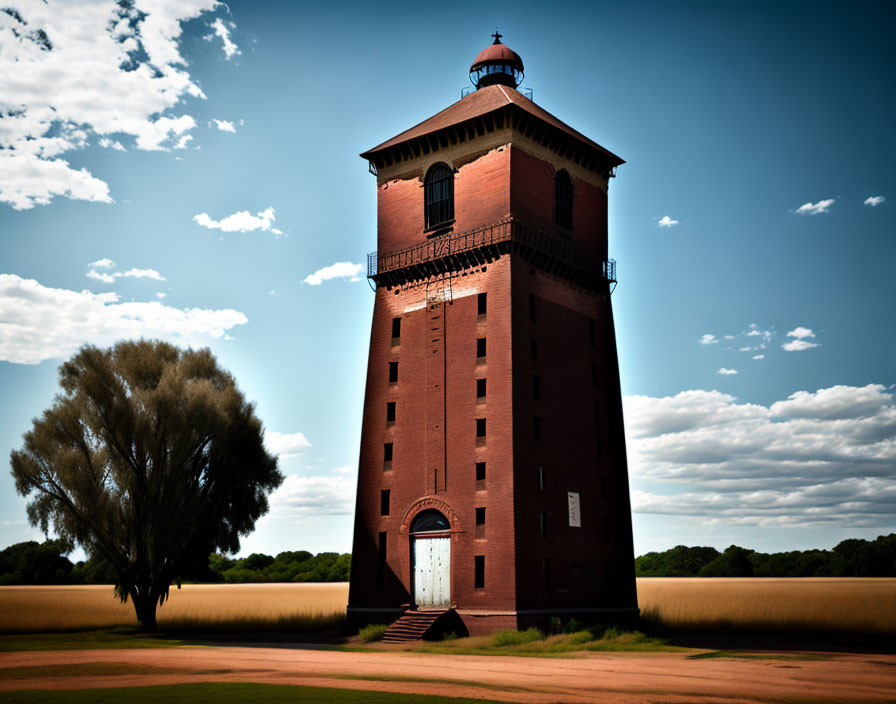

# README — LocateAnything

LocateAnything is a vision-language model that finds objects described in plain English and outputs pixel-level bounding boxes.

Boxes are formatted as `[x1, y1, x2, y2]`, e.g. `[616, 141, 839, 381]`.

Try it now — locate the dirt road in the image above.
[2, 645, 895, 703]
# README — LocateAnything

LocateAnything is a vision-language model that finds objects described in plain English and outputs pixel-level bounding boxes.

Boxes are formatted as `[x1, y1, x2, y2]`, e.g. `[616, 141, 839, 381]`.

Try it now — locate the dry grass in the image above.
[637, 577, 896, 636]
[3, 578, 895, 637]
[0, 583, 349, 634]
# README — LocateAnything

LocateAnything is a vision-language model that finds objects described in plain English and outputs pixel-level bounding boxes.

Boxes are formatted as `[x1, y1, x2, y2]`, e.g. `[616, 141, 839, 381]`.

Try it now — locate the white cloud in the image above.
[303, 262, 364, 286]
[212, 118, 236, 133]
[88, 258, 115, 269]
[193, 207, 281, 234]
[268, 471, 356, 520]
[98, 137, 125, 152]
[625, 384, 896, 527]
[864, 196, 885, 207]
[155, 292, 166, 299]
[658, 215, 679, 228]
[0, 273, 247, 364]
[738, 347, 753, 352]
[209, 17, 239, 60]
[264, 430, 312, 457]
[752, 354, 765, 360]
[782, 326, 819, 351]
[86, 264, 165, 284]
[698, 334, 717, 345]
[794, 199, 834, 215]
[0, 1, 230, 209]
[716, 367, 738, 375]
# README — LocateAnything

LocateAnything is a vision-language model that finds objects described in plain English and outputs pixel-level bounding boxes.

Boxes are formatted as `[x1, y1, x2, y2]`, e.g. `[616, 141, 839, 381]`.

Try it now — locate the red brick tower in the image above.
[348, 34, 638, 636]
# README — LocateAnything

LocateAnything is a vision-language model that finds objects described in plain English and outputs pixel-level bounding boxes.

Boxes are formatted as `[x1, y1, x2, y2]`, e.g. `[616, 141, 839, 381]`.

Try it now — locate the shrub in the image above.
[359, 623, 389, 642]
[566, 630, 595, 645]
[563, 618, 585, 634]
[491, 627, 542, 647]
[600, 626, 621, 640]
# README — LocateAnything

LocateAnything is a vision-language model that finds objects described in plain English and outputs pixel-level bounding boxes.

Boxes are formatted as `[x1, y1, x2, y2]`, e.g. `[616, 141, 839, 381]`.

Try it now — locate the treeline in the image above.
[636, 533, 896, 577]
[0, 541, 350, 585]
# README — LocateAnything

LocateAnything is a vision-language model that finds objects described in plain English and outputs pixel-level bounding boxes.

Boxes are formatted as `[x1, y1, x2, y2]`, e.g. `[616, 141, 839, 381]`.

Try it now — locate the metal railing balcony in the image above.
[367, 217, 616, 291]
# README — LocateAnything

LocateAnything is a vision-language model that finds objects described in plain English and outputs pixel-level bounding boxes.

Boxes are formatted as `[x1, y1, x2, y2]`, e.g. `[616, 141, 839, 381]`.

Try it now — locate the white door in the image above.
[413, 537, 450, 608]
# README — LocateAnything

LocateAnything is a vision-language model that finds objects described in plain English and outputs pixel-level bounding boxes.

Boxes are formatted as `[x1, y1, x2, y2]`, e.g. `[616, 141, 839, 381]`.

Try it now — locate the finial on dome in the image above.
[470, 33, 524, 90]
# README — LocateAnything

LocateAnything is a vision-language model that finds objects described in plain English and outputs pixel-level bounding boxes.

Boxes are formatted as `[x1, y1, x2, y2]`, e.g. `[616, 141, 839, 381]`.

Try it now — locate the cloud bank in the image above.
[0, 1, 230, 209]
[0, 273, 247, 364]
[625, 384, 896, 528]
[794, 199, 834, 215]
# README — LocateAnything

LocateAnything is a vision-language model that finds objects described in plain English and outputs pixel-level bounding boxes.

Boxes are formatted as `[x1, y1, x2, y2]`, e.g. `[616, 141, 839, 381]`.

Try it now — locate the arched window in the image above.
[425, 163, 454, 230]
[554, 169, 574, 231]
[410, 509, 450, 533]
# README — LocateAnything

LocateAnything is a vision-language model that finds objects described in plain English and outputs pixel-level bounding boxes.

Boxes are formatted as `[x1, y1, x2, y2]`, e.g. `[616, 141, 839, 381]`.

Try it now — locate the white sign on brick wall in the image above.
[568, 491, 581, 527]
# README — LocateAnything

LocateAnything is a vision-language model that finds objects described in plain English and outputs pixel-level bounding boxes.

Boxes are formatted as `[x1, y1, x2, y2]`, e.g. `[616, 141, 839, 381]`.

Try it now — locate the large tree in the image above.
[11, 340, 283, 628]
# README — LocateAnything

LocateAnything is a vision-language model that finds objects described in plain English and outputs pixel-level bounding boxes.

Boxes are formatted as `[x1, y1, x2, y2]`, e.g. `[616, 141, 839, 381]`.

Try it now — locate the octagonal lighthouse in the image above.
[348, 33, 638, 639]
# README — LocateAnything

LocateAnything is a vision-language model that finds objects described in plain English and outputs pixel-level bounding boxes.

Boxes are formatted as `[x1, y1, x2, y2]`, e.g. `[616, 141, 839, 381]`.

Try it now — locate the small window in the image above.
[532, 375, 540, 400]
[476, 461, 486, 481]
[476, 338, 486, 358]
[475, 507, 486, 525]
[531, 338, 538, 361]
[425, 163, 454, 230]
[474, 555, 485, 589]
[383, 442, 393, 462]
[380, 489, 390, 516]
[386, 401, 396, 422]
[391, 317, 401, 339]
[529, 294, 536, 323]
[476, 418, 486, 437]
[537, 465, 545, 491]
[543, 557, 551, 590]
[477, 292, 487, 315]
[539, 511, 548, 537]
[596, 437, 604, 459]
[591, 361, 598, 386]
[377, 531, 387, 591]
[476, 378, 486, 398]
[533, 416, 541, 439]
[588, 318, 595, 346]
[388, 361, 398, 383]
[554, 169, 574, 231]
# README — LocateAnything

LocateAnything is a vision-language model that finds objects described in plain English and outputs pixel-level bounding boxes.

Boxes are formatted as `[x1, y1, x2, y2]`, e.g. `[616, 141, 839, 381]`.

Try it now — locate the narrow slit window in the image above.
[477, 292, 487, 315]
[474, 555, 485, 589]
[475, 507, 486, 525]
[386, 401, 396, 422]
[593, 401, 600, 425]
[380, 489, 390, 516]
[476, 418, 486, 437]
[533, 416, 541, 439]
[388, 361, 398, 383]
[538, 465, 545, 491]
[476, 461, 486, 481]
[540, 511, 548, 537]
[531, 338, 538, 361]
[554, 169, 574, 231]
[591, 361, 598, 386]
[476, 338, 486, 358]
[383, 442, 393, 462]
[391, 317, 401, 339]
[424, 163, 454, 229]
[532, 375, 540, 400]
[476, 378, 486, 398]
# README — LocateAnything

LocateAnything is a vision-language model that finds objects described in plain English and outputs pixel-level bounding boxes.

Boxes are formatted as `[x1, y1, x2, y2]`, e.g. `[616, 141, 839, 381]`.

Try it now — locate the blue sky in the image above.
[1, 0, 893, 559]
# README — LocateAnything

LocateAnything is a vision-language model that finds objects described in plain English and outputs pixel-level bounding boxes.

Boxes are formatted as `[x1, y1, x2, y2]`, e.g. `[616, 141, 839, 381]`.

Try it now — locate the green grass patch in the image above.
[357, 623, 388, 643]
[0, 683, 505, 704]
[687, 650, 832, 661]
[0, 663, 237, 680]
[0, 630, 190, 652]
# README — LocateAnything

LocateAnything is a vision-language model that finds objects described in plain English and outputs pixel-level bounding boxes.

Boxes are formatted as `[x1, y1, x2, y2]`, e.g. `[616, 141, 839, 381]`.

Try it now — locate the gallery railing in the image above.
[367, 217, 616, 291]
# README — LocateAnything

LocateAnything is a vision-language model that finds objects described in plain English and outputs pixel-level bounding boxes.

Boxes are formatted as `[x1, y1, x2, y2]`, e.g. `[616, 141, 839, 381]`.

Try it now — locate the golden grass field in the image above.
[1, 578, 894, 636]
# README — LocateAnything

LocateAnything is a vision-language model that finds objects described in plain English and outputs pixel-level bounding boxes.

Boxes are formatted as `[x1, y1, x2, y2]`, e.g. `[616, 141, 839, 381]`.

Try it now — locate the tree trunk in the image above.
[133, 592, 158, 630]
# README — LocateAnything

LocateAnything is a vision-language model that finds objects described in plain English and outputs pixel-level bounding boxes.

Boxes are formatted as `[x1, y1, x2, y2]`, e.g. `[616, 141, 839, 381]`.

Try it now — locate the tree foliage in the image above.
[635, 534, 896, 577]
[10, 341, 282, 628]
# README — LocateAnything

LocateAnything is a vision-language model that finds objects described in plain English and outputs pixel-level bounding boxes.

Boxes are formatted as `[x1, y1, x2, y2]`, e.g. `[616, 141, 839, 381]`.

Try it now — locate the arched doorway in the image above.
[410, 509, 451, 608]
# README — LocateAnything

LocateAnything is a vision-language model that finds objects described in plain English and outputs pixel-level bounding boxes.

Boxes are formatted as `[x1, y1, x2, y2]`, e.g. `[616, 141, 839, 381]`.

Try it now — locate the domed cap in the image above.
[470, 32, 524, 90]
